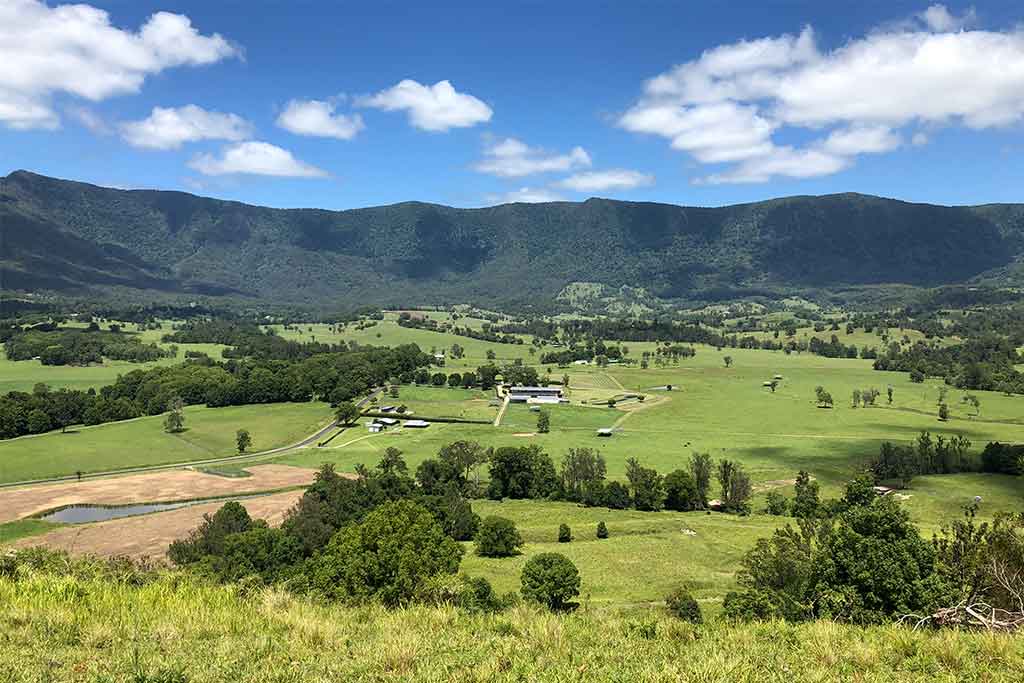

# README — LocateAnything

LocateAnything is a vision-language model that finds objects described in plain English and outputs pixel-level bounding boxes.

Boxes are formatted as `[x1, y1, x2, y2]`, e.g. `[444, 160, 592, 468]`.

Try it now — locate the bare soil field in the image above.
[0, 464, 316, 523]
[13, 490, 305, 560]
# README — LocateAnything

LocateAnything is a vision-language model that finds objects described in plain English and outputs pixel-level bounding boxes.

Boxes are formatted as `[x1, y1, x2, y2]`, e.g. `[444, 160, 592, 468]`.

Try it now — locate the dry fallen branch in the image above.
[901, 600, 1024, 631]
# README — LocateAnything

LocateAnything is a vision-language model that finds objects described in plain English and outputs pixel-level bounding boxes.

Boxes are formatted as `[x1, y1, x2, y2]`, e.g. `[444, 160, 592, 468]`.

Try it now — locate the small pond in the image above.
[38, 493, 273, 524]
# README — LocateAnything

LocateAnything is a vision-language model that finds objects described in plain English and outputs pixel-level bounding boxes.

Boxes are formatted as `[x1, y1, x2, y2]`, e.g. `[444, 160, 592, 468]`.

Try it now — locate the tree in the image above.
[486, 349, 496, 361]
[561, 374, 570, 389]
[625, 458, 664, 511]
[723, 355, 733, 368]
[665, 587, 703, 623]
[871, 442, 918, 489]
[910, 368, 926, 383]
[791, 471, 820, 519]
[163, 396, 185, 434]
[689, 452, 712, 509]
[520, 553, 580, 610]
[603, 481, 631, 509]
[334, 401, 360, 426]
[447, 373, 462, 388]
[765, 491, 789, 516]
[431, 372, 447, 386]
[559, 448, 606, 503]
[26, 408, 51, 434]
[717, 459, 752, 514]
[815, 386, 833, 408]
[851, 389, 861, 408]
[536, 409, 550, 433]
[664, 469, 700, 511]
[938, 403, 950, 421]
[887, 386, 894, 404]
[487, 445, 557, 499]
[306, 500, 463, 606]
[842, 475, 877, 509]
[475, 516, 523, 557]
[558, 523, 572, 543]
[437, 440, 486, 491]
[236, 429, 251, 454]
[768, 380, 778, 393]
[596, 521, 608, 539]
[962, 393, 981, 417]
[168, 501, 254, 565]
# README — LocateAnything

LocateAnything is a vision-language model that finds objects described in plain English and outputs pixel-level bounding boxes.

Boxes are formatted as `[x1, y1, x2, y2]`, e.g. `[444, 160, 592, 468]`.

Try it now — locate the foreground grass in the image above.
[2, 568, 1022, 682]
[0, 402, 332, 483]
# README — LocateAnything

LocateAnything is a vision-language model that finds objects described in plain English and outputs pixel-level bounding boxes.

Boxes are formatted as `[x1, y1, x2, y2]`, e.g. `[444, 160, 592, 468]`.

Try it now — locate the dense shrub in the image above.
[603, 481, 631, 509]
[596, 521, 608, 539]
[665, 588, 703, 623]
[558, 523, 572, 543]
[663, 469, 700, 511]
[520, 553, 580, 610]
[475, 516, 524, 557]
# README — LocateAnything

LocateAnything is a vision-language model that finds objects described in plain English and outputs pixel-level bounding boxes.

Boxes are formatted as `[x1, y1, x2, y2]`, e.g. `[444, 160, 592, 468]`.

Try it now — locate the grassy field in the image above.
[0, 519, 60, 544]
[3, 565, 1023, 682]
[274, 337, 1024, 531]
[0, 401, 332, 483]
[0, 331, 227, 394]
[462, 499, 779, 611]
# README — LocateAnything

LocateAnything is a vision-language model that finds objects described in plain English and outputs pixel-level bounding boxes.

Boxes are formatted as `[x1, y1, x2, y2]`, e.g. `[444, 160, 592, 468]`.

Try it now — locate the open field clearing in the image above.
[463, 500, 780, 610]
[0, 336, 228, 394]
[375, 385, 499, 421]
[0, 401, 332, 484]
[12, 489, 304, 560]
[0, 464, 316, 523]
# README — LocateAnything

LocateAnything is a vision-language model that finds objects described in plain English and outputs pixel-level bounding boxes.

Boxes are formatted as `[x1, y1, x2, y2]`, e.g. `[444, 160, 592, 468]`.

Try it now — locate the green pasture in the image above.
[462, 499, 780, 610]
[0, 401, 332, 483]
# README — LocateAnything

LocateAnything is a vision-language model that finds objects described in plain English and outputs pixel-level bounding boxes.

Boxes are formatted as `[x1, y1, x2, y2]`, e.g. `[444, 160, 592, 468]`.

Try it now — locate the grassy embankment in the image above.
[2, 563, 1022, 682]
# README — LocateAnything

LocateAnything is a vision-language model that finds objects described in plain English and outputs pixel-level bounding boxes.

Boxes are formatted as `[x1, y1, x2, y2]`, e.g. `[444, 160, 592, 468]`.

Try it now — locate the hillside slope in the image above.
[3, 170, 1023, 309]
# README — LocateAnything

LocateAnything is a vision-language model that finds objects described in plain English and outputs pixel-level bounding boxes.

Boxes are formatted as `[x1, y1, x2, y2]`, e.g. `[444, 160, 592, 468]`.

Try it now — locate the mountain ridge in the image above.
[2, 170, 1023, 311]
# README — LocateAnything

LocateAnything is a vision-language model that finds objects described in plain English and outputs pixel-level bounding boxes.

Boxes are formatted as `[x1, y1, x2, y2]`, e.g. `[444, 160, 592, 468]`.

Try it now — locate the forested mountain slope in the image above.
[2, 170, 1023, 309]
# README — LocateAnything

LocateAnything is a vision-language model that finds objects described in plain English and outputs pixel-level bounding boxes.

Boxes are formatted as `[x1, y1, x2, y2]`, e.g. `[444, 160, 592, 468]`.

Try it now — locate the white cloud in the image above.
[357, 79, 491, 131]
[619, 6, 1024, 183]
[821, 125, 902, 156]
[912, 132, 930, 146]
[0, 0, 239, 131]
[918, 4, 976, 32]
[557, 169, 654, 192]
[67, 106, 110, 135]
[120, 105, 252, 150]
[487, 187, 567, 204]
[188, 141, 327, 177]
[276, 99, 364, 140]
[474, 137, 591, 177]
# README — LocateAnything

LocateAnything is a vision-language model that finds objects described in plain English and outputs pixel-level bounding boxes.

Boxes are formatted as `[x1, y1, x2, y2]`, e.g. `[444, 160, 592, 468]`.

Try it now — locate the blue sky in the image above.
[2, 0, 1023, 209]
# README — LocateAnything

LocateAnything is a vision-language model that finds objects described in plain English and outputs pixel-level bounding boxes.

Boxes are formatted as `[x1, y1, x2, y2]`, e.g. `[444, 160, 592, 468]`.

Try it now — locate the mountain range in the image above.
[2, 170, 1024, 312]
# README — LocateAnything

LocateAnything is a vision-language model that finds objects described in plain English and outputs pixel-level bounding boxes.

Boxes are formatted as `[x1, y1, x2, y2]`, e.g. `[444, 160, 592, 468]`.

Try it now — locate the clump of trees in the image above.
[871, 431, 974, 488]
[725, 493, 1024, 628]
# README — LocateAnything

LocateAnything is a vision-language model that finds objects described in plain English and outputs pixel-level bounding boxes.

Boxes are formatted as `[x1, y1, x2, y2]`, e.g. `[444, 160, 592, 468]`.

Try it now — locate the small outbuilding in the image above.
[596, 427, 614, 437]
[404, 419, 430, 428]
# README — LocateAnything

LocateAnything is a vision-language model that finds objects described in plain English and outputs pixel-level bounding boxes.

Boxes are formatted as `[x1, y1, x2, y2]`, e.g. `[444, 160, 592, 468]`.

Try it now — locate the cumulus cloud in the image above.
[276, 99, 364, 140]
[619, 4, 1024, 183]
[474, 137, 591, 177]
[0, 0, 239, 131]
[556, 169, 654, 192]
[188, 141, 327, 177]
[357, 79, 491, 131]
[120, 105, 252, 149]
[487, 187, 567, 204]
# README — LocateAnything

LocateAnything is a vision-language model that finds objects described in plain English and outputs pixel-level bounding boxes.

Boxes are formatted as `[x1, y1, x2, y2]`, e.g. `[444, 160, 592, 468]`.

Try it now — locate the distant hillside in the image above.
[3, 170, 1023, 311]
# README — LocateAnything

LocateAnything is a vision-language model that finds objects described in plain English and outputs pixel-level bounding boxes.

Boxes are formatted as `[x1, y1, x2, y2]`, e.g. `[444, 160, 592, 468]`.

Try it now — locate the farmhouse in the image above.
[507, 385, 564, 404]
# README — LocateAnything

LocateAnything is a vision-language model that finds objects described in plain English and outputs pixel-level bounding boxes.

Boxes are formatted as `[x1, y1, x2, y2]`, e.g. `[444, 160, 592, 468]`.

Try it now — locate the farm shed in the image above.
[404, 420, 430, 428]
